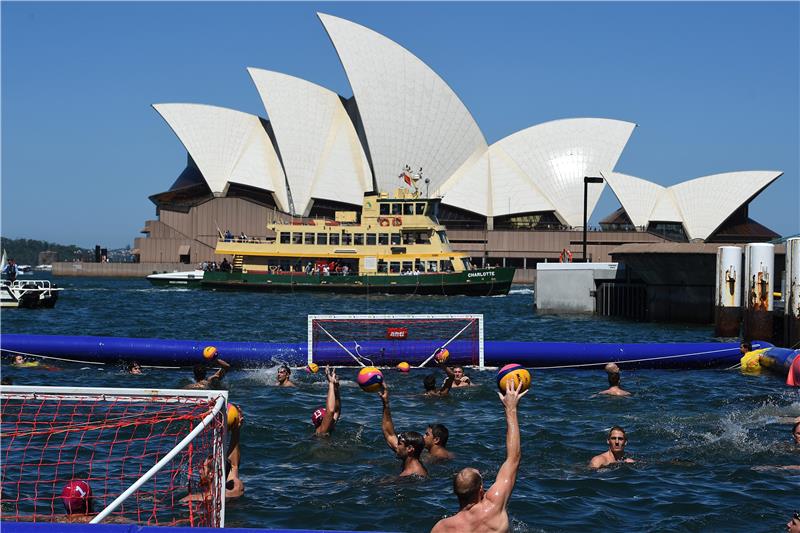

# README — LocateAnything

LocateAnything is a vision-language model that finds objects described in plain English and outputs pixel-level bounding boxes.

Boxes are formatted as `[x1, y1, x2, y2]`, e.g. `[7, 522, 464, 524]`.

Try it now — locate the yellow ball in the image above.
[203, 346, 218, 361]
[397, 362, 410, 372]
[226, 403, 241, 428]
[496, 364, 531, 394]
[306, 363, 319, 374]
[434, 348, 450, 363]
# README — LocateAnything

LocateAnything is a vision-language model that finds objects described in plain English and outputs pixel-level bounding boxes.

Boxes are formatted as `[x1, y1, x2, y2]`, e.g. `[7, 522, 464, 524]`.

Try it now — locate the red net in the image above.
[0, 388, 225, 526]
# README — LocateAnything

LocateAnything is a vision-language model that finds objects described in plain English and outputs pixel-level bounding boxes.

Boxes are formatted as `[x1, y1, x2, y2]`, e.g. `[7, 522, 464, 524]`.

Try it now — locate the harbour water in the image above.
[1, 277, 798, 532]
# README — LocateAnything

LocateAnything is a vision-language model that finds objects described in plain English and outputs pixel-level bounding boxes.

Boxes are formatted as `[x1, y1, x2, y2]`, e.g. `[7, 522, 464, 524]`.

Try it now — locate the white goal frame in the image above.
[307, 314, 485, 368]
[0, 385, 228, 527]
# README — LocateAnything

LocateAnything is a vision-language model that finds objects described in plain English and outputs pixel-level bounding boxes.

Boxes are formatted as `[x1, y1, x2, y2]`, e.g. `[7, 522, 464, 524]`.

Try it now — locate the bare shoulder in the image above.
[431, 514, 463, 533]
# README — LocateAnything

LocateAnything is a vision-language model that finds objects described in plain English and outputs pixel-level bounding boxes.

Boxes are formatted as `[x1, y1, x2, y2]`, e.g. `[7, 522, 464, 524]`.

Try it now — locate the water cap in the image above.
[311, 407, 327, 427]
[61, 480, 92, 514]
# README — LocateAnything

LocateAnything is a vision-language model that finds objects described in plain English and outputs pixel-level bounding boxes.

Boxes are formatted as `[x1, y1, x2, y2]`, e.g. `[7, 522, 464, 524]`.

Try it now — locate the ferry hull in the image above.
[201, 268, 514, 296]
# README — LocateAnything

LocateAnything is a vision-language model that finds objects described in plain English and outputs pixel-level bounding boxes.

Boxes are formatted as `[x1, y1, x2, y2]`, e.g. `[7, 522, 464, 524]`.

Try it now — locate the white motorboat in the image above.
[146, 269, 205, 287]
[1, 279, 63, 308]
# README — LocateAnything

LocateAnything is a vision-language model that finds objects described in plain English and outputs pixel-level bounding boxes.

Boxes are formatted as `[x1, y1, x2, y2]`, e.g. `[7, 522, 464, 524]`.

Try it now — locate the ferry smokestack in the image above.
[714, 246, 742, 337]
[742, 243, 774, 343]
[785, 237, 800, 348]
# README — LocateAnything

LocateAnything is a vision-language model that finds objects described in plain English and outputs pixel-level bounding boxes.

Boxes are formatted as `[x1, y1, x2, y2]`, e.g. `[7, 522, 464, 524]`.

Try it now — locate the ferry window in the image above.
[317, 233, 328, 245]
[304, 233, 315, 245]
[391, 233, 401, 245]
[366, 233, 376, 245]
[415, 259, 425, 272]
[391, 203, 402, 215]
[440, 260, 453, 272]
[403, 204, 413, 215]
[378, 233, 389, 245]
[342, 232, 352, 245]
[330, 233, 340, 245]
[437, 230, 449, 244]
[416, 203, 425, 215]
[402, 233, 416, 245]
[292, 232, 302, 245]
[280, 232, 290, 244]
[418, 232, 431, 244]
[427, 261, 438, 272]
[354, 233, 364, 246]
[380, 204, 390, 215]
[390, 261, 401, 273]
[462, 258, 473, 270]
[378, 260, 388, 273]
[402, 261, 413, 273]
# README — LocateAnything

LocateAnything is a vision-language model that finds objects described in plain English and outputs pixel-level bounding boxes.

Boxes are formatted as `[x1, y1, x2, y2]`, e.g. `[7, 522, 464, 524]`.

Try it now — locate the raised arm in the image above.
[485, 380, 526, 508]
[317, 367, 337, 434]
[438, 363, 455, 395]
[379, 384, 399, 451]
[333, 372, 342, 421]
[210, 358, 231, 382]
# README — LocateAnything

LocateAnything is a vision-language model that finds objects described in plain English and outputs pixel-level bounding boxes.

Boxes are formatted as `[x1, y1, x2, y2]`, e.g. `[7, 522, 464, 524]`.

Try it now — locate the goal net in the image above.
[308, 314, 484, 368]
[0, 385, 228, 527]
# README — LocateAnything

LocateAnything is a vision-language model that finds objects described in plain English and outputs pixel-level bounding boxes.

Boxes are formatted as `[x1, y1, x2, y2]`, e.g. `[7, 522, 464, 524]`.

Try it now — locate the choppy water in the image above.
[1, 277, 798, 532]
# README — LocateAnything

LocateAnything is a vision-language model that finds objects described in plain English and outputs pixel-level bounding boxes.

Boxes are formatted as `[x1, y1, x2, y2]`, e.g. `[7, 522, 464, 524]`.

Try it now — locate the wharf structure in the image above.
[114, 13, 783, 287]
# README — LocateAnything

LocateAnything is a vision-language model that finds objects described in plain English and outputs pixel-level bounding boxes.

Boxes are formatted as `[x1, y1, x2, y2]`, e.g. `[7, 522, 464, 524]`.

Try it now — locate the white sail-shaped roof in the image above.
[153, 103, 288, 210]
[318, 12, 488, 196]
[602, 172, 667, 228]
[248, 69, 372, 216]
[670, 171, 782, 240]
[485, 118, 635, 227]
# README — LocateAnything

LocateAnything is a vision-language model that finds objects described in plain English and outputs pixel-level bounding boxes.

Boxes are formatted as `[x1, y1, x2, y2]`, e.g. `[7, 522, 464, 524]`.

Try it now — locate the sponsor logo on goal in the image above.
[386, 327, 408, 339]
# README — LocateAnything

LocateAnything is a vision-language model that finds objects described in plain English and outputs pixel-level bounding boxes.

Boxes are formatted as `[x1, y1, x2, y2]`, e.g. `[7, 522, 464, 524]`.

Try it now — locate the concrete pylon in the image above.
[714, 246, 742, 337]
[742, 243, 774, 342]
[785, 237, 800, 348]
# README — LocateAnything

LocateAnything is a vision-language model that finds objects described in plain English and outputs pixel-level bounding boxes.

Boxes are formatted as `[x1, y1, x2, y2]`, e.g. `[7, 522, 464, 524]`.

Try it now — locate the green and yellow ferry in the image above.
[203, 190, 514, 296]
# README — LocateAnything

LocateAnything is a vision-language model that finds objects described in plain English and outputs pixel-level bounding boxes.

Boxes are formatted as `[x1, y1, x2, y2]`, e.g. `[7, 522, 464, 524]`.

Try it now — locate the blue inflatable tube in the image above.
[0, 334, 770, 369]
[758, 347, 800, 377]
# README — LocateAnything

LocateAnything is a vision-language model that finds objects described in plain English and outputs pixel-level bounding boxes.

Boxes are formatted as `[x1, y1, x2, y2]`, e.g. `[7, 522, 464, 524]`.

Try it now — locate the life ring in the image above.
[379, 217, 390, 227]
[559, 248, 573, 263]
[392, 217, 402, 227]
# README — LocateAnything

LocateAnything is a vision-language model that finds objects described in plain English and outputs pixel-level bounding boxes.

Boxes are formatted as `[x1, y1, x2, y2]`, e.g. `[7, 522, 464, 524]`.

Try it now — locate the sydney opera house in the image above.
[134, 13, 782, 277]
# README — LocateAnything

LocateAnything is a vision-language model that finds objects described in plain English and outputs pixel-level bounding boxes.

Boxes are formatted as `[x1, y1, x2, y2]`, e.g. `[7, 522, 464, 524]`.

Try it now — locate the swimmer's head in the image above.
[607, 371, 621, 387]
[425, 424, 449, 449]
[193, 365, 206, 381]
[128, 362, 142, 374]
[453, 467, 484, 508]
[604, 362, 620, 374]
[13, 355, 25, 364]
[311, 407, 327, 427]
[61, 480, 93, 515]
[793, 421, 800, 445]
[396, 431, 424, 459]
[607, 426, 627, 452]
[423, 374, 437, 391]
[740, 341, 752, 354]
[277, 365, 291, 383]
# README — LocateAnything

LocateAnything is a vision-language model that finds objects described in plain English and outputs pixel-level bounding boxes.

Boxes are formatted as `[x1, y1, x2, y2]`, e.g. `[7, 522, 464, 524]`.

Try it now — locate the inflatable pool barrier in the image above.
[0, 334, 772, 370]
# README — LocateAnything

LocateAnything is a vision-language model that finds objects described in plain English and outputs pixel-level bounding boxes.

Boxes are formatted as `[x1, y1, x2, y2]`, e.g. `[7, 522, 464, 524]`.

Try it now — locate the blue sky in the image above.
[2, 1, 798, 248]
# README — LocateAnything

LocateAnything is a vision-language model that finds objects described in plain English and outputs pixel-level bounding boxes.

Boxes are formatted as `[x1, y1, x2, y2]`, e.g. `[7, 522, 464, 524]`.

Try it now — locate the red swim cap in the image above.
[787, 353, 800, 386]
[311, 407, 327, 427]
[61, 480, 92, 514]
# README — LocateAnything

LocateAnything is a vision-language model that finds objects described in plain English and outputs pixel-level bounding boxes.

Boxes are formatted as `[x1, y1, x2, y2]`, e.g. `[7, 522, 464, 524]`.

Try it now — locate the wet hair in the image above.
[397, 431, 425, 459]
[453, 468, 483, 508]
[741, 341, 752, 352]
[128, 362, 141, 372]
[278, 365, 291, 375]
[193, 365, 206, 381]
[423, 374, 437, 391]
[428, 423, 449, 446]
[607, 372, 621, 387]
[608, 426, 627, 440]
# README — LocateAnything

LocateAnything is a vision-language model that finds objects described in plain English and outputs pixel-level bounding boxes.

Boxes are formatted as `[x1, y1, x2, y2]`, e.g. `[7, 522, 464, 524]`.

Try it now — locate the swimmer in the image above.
[185, 358, 230, 390]
[431, 380, 527, 533]
[788, 510, 800, 533]
[793, 421, 800, 446]
[589, 426, 635, 469]
[423, 362, 455, 397]
[276, 365, 296, 387]
[313, 367, 341, 436]
[598, 363, 630, 396]
[452, 366, 473, 388]
[11, 355, 40, 368]
[424, 423, 454, 460]
[127, 361, 142, 375]
[378, 384, 427, 477]
[226, 405, 245, 499]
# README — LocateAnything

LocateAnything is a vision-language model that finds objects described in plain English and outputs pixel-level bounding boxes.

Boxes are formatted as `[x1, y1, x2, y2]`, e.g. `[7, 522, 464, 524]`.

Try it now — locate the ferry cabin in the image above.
[214, 192, 476, 276]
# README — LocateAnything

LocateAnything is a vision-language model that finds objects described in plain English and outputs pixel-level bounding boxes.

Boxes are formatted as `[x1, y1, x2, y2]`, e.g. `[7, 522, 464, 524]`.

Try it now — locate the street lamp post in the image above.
[583, 176, 604, 262]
